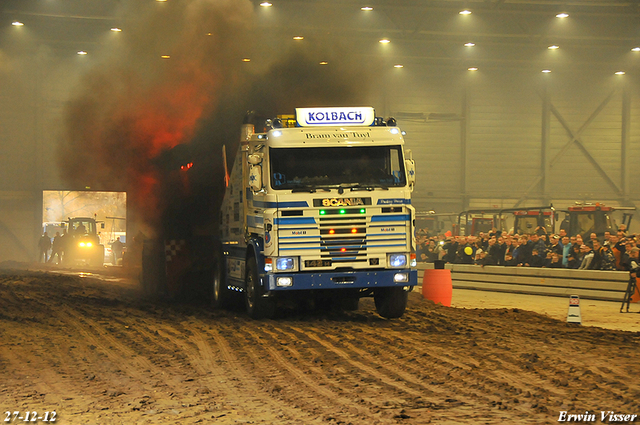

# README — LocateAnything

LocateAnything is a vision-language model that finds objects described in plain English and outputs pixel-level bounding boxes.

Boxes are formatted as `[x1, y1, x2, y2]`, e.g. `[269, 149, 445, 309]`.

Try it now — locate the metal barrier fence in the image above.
[417, 263, 629, 302]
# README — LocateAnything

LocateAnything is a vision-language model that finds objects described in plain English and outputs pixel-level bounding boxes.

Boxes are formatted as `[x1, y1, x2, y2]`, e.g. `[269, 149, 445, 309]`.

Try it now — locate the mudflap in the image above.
[164, 236, 217, 302]
[141, 239, 167, 296]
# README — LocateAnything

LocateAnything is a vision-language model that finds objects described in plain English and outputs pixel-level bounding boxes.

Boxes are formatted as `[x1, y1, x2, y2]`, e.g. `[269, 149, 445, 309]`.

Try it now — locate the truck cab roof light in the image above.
[374, 117, 387, 126]
[386, 117, 397, 126]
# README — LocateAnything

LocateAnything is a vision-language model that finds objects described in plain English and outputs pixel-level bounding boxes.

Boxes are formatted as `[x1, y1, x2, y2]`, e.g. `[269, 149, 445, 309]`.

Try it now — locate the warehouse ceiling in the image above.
[2, 0, 639, 73]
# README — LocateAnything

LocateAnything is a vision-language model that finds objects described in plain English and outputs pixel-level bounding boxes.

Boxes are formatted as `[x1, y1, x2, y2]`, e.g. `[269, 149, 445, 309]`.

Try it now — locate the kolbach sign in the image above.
[296, 107, 376, 127]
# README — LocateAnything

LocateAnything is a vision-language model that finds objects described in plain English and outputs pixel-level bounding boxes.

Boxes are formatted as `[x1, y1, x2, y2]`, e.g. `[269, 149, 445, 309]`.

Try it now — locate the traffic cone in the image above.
[567, 295, 581, 325]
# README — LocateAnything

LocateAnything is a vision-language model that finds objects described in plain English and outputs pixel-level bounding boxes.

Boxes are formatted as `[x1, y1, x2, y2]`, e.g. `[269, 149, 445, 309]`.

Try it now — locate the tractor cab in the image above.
[65, 217, 105, 266]
[457, 210, 502, 236]
[561, 203, 634, 240]
[511, 210, 555, 235]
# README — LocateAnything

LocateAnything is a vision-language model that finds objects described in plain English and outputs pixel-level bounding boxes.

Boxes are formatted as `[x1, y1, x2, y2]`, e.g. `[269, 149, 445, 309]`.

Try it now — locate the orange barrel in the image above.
[632, 277, 640, 303]
[422, 269, 452, 306]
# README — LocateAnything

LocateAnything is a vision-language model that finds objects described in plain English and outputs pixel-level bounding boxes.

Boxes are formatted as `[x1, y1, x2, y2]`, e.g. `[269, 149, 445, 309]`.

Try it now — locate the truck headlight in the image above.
[276, 257, 296, 271]
[394, 272, 409, 283]
[79, 242, 92, 248]
[276, 276, 293, 287]
[388, 254, 407, 268]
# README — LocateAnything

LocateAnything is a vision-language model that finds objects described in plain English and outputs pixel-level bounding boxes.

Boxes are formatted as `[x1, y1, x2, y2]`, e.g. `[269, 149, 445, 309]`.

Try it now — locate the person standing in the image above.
[49, 232, 63, 264]
[561, 236, 572, 268]
[39, 233, 51, 263]
[111, 237, 124, 265]
[579, 244, 594, 269]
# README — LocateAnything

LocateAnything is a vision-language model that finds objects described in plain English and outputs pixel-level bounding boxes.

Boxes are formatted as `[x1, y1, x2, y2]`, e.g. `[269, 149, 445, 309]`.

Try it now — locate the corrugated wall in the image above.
[387, 67, 640, 215]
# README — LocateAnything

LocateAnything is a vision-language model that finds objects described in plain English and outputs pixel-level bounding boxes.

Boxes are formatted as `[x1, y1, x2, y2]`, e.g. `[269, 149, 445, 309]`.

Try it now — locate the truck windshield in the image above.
[269, 146, 406, 190]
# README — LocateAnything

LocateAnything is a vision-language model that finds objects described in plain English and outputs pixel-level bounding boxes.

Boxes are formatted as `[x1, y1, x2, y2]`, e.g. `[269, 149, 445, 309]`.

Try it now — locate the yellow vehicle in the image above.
[65, 217, 105, 266]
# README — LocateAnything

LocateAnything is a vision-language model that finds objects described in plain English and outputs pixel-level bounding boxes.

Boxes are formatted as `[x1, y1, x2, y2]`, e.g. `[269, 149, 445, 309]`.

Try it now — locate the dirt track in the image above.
[1, 266, 640, 424]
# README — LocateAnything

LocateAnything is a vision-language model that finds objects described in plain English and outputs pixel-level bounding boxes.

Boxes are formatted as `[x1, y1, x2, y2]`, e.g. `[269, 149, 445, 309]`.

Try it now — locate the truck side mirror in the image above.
[405, 159, 416, 191]
[249, 165, 263, 192]
[248, 153, 263, 165]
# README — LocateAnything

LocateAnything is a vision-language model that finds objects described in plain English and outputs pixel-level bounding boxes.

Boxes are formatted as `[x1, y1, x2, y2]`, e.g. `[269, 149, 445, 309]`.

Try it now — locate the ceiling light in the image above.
[77, 51, 88, 55]
[260, 2, 272, 6]
[293, 36, 304, 40]
[548, 45, 559, 50]
[468, 67, 478, 71]
[615, 71, 625, 75]
[319, 61, 328, 65]
[379, 39, 390, 44]
[110, 28, 122, 32]
[556, 12, 569, 18]
[394, 64, 403, 68]
[12, 21, 24, 26]
[361, 6, 373, 11]
[632, 47, 640, 52]
[542, 69, 551, 73]
[464, 42, 475, 47]
[161, 55, 170, 59]
[242, 58, 251, 62]
[459, 10, 472, 15]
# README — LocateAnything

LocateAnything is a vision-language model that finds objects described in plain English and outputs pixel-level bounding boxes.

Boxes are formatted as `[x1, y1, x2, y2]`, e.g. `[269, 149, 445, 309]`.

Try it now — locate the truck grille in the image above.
[277, 209, 409, 268]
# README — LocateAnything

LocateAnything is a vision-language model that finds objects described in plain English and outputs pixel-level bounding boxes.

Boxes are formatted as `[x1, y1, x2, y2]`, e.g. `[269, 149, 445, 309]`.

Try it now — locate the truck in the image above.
[65, 216, 105, 266]
[214, 106, 418, 319]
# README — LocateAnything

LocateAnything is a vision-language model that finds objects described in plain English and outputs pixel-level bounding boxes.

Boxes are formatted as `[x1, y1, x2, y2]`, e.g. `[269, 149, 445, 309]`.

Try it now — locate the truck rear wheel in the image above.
[212, 254, 229, 309]
[245, 257, 275, 319]
[374, 287, 408, 319]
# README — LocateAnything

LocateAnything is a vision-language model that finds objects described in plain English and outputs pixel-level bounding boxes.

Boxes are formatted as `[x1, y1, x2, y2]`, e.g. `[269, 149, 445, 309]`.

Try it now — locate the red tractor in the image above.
[559, 203, 634, 240]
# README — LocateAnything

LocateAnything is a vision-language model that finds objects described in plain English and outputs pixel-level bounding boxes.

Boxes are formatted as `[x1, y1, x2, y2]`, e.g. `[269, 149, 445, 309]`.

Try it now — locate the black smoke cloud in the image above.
[59, 0, 373, 238]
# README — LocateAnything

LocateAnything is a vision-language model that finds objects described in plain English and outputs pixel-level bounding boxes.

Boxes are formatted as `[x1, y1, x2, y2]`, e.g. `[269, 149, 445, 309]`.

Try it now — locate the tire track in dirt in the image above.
[231, 323, 395, 423]
[278, 322, 509, 415]
[388, 310, 640, 412]
[285, 324, 428, 399]
[48, 305, 165, 392]
[356, 324, 567, 400]
[155, 321, 321, 424]
[0, 323, 97, 418]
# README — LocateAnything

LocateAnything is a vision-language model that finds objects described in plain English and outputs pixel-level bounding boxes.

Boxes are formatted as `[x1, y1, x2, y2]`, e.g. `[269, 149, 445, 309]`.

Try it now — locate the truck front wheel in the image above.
[245, 257, 275, 319]
[374, 287, 408, 319]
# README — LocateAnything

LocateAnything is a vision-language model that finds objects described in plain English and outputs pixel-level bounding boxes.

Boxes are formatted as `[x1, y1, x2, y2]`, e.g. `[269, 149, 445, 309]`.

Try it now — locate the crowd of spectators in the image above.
[416, 226, 640, 272]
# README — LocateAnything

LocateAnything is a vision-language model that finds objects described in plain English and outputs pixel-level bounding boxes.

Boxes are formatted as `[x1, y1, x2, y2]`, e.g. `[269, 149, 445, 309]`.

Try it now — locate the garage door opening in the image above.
[42, 191, 126, 266]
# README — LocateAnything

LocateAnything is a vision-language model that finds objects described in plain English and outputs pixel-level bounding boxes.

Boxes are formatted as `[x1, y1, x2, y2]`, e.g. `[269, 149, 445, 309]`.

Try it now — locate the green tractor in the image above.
[65, 217, 105, 266]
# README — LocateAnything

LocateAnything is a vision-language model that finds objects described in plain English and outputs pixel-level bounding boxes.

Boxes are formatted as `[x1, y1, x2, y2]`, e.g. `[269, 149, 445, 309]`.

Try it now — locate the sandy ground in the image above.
[1, 263, 640, 424]
[448, 289, 640, 333]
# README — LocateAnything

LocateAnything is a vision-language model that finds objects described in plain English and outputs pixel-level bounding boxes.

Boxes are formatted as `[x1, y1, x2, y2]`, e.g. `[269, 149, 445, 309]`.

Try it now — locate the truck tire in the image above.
[374, 287, 408, 319]
[212, 254, 229, 309]
[245, 256, 275, 319]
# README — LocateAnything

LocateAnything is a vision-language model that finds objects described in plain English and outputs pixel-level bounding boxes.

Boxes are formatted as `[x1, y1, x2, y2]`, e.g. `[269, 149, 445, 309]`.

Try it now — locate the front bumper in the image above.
[266, 269, 417, 291]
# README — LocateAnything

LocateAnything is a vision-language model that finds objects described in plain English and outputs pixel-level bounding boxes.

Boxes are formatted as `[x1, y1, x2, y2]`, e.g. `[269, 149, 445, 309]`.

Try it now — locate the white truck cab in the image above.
[217, 107, 418, 318]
